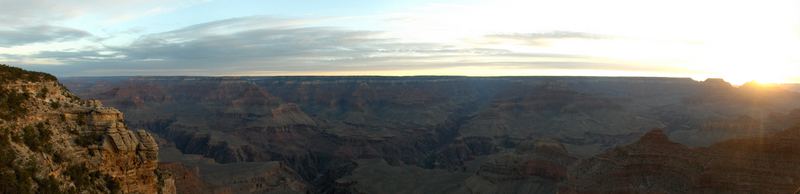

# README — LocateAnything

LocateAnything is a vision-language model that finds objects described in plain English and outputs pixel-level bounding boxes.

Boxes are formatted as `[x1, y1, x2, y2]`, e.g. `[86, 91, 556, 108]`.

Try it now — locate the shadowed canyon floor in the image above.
[61, 76, 800, 193]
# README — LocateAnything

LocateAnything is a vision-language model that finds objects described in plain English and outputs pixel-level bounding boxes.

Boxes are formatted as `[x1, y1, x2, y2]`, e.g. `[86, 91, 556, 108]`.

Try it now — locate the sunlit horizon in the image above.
[1, 0, 798, 83]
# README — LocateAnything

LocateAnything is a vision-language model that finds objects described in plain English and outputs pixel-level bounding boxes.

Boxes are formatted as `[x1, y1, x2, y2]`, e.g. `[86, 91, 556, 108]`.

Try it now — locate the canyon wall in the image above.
[62, 76, 800, 193]
[0, 65, 174, 193]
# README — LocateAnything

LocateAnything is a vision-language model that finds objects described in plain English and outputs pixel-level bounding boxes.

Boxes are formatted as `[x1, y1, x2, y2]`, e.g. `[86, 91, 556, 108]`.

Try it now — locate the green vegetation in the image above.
[37, 87, 48, 98]
[0, 125, 60, 193]
[34, 175, 62, 194]
[0, 64, 60, 120]
[0, 64, 56, 85]
[0, 127, 35, 194]
[0, 161, 37, 194]
[0, 159, 116, 194]
[75, 132, 104, 147]
[49, 101, 61, 109]
[64, 165, 100, 189]
[1, 126, 61, 193]
[0, 127, 117, 193]
[0, 88, 30, 120]
[22, 123, 52, 153]
[0, 63, 120, 193]
[75, 114, 86, 125]
[64, 165, 120, 194]
[105, 176, 121, 194]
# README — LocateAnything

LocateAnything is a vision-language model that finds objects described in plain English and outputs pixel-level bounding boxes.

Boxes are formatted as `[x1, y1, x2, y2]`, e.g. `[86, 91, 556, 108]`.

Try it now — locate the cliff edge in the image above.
[0, 64, 174, 194]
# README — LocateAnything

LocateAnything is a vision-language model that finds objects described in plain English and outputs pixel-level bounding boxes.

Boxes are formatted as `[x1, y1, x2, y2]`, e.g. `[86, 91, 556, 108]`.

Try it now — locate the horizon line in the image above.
[56, 75, 800, 85]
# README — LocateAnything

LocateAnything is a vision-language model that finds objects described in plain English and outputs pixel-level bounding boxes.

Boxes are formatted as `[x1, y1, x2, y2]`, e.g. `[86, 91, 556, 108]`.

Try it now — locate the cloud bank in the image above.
[0, 25, 91, 47]
[12, 16, 643, 76]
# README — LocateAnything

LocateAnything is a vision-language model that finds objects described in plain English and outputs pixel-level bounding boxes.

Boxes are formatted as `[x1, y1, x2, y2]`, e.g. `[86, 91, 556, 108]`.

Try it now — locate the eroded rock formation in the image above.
[0, 65, 174, 193]
[61, 76, 800, 193]
[566, 128, 800, 194]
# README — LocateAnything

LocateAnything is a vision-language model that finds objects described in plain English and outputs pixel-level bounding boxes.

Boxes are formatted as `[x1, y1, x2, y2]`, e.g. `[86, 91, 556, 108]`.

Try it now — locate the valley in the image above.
[61, 76, 800, 193]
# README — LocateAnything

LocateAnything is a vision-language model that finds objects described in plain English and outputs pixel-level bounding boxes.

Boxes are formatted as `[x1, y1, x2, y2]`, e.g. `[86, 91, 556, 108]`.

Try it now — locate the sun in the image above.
[717, 63, 796, 86]
[725, 74, 781, 86]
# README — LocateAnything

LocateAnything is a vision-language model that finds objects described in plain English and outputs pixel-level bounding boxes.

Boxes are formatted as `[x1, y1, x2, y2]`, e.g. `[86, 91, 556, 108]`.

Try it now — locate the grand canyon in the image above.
[2, 1, 799, 193]
[53, 75, 800, 193]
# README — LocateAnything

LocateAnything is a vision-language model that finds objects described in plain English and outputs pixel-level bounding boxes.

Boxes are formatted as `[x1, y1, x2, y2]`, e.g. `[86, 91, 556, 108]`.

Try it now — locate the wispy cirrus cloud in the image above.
[0, 25, 91, 47]
[484, 31, 612, 45]
[15, 16, 626, 76]
[491, 31, 608, 39]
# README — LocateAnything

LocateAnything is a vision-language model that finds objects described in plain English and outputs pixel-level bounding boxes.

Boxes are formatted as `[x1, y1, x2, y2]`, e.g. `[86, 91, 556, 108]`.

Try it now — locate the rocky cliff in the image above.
[0, 64, 174, 193]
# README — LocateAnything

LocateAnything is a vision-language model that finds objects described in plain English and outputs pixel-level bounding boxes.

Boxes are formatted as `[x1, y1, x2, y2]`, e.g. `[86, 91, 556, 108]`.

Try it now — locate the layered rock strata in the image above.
[0, 65, 174, 193]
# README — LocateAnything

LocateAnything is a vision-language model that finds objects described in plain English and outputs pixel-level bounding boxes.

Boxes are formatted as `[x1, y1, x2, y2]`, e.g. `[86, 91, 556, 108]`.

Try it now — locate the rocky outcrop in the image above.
[567, 129, 707, 193]
[692, 127, 800, 193]
[0, 65, 174, 193]
[158, 161, 309, 194]
[271, 103, 316, 127]
[335, 139, 577, 194]
[464, 138, 576, 194]
[158, 162, 214, 194]
[425, 136, 498, 169]
[334, 159, 473, 194]
[76, 105, 164, 193]
[203, 162, 309, 194]
[567, 128, 800, 193]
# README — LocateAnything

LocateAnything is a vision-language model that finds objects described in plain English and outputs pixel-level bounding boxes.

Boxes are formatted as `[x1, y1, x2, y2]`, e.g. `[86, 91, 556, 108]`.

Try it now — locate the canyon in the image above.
[58, 76, 800, 193]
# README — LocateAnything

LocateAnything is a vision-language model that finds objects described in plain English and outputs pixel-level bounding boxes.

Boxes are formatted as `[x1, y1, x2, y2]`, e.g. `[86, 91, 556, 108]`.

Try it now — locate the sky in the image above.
[1, 0, 799, 84]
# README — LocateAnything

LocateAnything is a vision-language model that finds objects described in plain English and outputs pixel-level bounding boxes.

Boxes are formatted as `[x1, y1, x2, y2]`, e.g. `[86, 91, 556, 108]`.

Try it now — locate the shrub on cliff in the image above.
[0, 88, 29, 120]
[75, 132, 103, 147]
[21, 123, 52, 152]
[64, 165, 120, 193]
[0, 64, 56, 85]
[0, 132, 35, 194]
[0, 64, 60, 120]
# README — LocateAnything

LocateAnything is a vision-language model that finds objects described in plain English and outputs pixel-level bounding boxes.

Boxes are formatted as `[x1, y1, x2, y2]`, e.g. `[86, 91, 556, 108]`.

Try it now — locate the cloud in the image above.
[0, 0, 197, 25]
[32, 50, 123, 61]
[116, 16, 389, 63]
[0, 25, 91, 47]
[1, 0, 795, 81]
[483, 31, 611, 45]
[490, 31, 607, 40]
[0, 0, 77, 25]
[9, 16, 653, 76]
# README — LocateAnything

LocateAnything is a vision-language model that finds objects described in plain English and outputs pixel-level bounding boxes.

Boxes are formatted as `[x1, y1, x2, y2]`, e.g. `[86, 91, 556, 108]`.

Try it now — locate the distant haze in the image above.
[1, 0, 799, 84]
